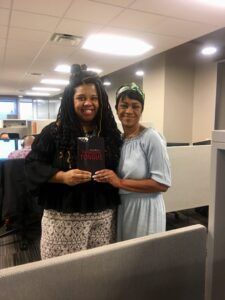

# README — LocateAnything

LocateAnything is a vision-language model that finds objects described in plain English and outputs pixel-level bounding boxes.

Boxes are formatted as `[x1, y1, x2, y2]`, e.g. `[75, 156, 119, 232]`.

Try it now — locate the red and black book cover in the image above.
[77, 136, 105, 174]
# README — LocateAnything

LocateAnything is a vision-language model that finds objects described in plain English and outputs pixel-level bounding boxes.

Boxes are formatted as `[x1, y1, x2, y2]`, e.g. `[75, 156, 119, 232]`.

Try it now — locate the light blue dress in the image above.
[117, 127, 171, 241]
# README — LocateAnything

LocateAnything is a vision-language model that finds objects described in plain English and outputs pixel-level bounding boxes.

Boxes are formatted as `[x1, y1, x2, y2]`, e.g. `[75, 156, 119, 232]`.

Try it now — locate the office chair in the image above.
[0, 159, 42, 250]
[8, 133, 20, 139]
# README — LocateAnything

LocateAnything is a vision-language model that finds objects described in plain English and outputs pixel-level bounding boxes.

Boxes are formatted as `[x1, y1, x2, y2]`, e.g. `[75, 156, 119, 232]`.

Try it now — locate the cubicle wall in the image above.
[0, 224, 206, 300]
[206, 131, 225, 300]
[165, 145, 211, 212]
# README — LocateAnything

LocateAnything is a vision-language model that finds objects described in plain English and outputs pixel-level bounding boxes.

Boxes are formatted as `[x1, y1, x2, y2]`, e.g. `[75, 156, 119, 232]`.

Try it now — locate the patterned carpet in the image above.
[0, 222, 41, 269]
[0, 207, 208, 270]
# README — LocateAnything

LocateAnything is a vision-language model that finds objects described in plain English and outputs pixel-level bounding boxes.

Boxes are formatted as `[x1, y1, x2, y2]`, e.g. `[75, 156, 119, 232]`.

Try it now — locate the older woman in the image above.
[25, 64, 122, 258]
[94, 83, 171, 241]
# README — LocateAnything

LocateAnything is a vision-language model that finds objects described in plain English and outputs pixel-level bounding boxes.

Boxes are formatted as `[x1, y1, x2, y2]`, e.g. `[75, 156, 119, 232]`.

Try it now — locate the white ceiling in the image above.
[0, 0, 225, 96]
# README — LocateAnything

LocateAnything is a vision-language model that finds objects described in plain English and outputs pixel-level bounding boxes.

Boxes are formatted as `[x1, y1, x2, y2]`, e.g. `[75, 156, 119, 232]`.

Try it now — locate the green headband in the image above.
[116, 82, 145, 100]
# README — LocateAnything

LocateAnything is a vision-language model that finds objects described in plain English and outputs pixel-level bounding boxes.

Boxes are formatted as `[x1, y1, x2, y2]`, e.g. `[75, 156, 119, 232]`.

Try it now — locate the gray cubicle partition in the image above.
[206, 130, 225, 300]
[0, 225, 206, 300]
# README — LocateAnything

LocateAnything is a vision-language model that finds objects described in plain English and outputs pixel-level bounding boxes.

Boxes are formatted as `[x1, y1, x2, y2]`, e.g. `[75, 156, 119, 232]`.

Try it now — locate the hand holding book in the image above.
[93, 169, 121, 188]
[77, 136, 105, 175]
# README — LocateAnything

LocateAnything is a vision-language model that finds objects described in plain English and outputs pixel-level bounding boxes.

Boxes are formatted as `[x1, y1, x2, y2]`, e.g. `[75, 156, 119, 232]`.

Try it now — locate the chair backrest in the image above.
[0, 159, 26, 220]
[0, 159, 42, 222]
[0, 224, 207, 300]
[8, 133, 20, 139]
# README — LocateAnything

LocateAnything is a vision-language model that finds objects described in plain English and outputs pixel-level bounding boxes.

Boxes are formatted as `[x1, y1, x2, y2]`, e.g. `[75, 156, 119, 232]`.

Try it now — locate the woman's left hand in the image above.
[93, 169, 121, 188]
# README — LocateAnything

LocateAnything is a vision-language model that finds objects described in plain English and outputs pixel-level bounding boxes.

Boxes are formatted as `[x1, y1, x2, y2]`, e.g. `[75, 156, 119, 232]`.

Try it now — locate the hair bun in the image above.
[70, 64, 87, 75]
[80, 64, 87, 71]
[70, 64, 81, 75]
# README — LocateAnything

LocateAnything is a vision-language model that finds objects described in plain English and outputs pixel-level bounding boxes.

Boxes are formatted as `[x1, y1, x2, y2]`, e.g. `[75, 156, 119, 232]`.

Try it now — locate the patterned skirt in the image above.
[41, 209, 116, 259]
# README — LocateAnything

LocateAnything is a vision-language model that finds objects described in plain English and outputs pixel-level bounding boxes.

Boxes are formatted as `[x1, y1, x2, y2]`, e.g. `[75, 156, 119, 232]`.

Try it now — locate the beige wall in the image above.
[163, 46, 195, 143]
[102, 63, 142, 123]
[192, 62, 217, 142]
[141, 46, 217, 142]
[142, 54, 165, 133]
[105, 42, 217, 142]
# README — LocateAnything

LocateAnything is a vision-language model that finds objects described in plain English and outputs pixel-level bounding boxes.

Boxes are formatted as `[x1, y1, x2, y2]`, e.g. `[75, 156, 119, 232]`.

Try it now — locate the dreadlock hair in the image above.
[55, 64, 122, 170]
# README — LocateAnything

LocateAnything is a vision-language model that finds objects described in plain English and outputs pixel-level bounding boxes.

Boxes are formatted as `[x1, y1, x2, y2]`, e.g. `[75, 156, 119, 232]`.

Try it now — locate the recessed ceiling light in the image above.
[40, 79, 69, 85]
[136, 70, 144, 76]
[87, 67, 102, 74]
[82, 34, 153, 56]
[18, 95, 23, 98]
[55, 65, 71, 73]
[26, 92, 50, 96]
[103, 80, 111, 86]
[32, 87, 61, 92]
[201, 46, 217, 55]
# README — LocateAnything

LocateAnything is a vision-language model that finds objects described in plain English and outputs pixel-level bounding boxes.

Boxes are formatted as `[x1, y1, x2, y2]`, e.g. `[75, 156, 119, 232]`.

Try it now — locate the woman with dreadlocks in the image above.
[25, 64, 122, 259]
[93, 82, 171, 241]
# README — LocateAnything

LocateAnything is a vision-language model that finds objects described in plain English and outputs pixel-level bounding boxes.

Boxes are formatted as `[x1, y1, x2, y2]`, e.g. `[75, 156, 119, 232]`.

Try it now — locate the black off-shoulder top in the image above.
[25, 123, 120, 213]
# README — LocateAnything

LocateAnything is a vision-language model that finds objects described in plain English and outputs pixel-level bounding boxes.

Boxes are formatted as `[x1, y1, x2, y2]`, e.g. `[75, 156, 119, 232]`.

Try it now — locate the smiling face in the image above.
[116, 96, 143, 129]
[73, 83, 99, 127]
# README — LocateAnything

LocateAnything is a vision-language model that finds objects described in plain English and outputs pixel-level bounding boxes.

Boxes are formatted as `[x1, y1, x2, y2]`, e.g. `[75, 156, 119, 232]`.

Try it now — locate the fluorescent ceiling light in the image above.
[200, 0, 225, 6]
[55, 64, 103, 74]
[82, 34, 153, 56]
[201, 46, 217, 55]
[18, 95, 23, 98]
[26, 92, 50, 96]
[55, 64, 71, 73]
[87, 67, 102, 74]
[103, 80, 111, 86]
[41, 79, 69, 85]
[32, 87, 61, 92]
[136, 70, 144, 76]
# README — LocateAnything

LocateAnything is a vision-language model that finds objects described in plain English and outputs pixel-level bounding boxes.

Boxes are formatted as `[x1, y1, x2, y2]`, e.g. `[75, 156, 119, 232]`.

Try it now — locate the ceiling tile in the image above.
[4, 50, 36, 69]
[13, 0, 72, 17]
[30, 43, 78, 73]
[69, 48, 99, 67]
[0, 41, 5, 69]
[131, 0, 225, 26]
[99, 26, 186, 51]
[0, 37, 6, 48]
[56, 19, 101, 37]
[109, 9, 166, 32]
[0, 0, 11, 9]
[151, 19, 218, 39]
[8, 27, 51, 43]
[11, 10, 60, 31]
[0, 25, 7, 38]
[65, 0, 123, 25]
[6, 40, 43, 64]
[0, 8, 10, 26]
[90, 0, 134, 7]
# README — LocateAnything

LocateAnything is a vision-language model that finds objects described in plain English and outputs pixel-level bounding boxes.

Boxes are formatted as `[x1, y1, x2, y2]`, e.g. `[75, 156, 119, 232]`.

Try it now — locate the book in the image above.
[77, 136, 105, 174]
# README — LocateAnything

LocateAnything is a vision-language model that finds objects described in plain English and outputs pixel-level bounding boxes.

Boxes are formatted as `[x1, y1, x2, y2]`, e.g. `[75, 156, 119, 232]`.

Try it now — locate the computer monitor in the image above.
[0, 139, 16, 159]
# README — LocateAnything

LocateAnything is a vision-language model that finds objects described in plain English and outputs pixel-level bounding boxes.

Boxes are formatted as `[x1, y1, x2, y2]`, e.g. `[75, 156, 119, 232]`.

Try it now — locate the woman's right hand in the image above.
[63, 169, 92, 186]
[50, 169, 92, 186]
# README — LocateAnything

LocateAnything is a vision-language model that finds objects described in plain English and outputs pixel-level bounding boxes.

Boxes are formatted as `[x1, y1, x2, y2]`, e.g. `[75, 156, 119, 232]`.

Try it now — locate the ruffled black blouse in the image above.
[25, 122, 120, 213]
